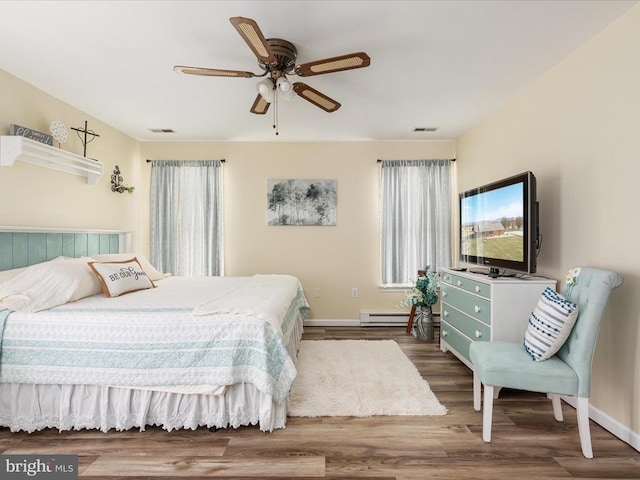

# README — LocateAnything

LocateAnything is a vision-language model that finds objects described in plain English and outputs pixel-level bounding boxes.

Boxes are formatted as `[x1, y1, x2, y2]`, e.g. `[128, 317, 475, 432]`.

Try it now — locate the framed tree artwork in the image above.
[268, 179, 337, 226]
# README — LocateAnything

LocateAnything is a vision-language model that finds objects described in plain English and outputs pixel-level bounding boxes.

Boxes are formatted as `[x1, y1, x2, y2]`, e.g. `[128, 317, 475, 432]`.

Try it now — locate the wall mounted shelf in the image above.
[0, 136, 103, 184]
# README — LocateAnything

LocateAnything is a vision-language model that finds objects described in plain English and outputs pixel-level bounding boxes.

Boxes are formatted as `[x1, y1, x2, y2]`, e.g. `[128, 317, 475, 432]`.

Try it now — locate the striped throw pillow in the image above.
[524, 287, 579, 362]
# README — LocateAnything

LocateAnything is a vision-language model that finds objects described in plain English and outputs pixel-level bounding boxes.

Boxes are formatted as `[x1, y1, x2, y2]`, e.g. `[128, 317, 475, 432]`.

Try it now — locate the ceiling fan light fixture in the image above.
[281, 87, 297, 102]
[256, 78, 275, 103]
[276, 76, 291, 92]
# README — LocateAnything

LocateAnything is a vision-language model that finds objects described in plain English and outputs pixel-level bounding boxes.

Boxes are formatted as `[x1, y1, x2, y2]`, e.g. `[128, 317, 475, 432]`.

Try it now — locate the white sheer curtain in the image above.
[149, 160, 223, 276]
[380, 159, 452, 285]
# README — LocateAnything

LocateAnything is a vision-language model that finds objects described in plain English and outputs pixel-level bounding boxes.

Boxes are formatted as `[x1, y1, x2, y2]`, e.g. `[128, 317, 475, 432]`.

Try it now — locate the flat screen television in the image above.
[459, 171, 538, 276]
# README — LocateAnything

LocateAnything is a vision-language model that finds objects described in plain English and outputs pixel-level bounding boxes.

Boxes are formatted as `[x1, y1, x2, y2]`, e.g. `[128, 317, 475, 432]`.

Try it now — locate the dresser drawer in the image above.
[441, 305, 490, 341]
[441, 284, 491, 325]
[441, 272, 491, 300]
[441, 320, 471, 362]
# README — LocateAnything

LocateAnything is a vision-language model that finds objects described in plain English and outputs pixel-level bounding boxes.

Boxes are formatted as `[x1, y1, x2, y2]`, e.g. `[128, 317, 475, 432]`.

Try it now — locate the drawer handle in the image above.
[442, 330, 448, 337]
[443, 310, 449, 317]
[457, 280, 463, 287]
[475, 285, 481, 293]
[474, 305, 481, 313]
[442, 291, 448, 298]
[475, 330, 482, 338]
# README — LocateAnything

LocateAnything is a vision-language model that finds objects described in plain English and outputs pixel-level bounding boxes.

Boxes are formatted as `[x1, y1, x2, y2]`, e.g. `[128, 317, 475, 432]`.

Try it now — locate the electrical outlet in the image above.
[351, 288, 358, 298]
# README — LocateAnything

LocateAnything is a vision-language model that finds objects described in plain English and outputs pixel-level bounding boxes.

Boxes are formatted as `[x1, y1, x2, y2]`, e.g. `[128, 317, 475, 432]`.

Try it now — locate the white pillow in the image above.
[0, 257, 101, 313]
[0, 266, 28, 285]
[91, 253, 169, 281]
[88, 258, 156, 297]
[524, 287, 579, 362]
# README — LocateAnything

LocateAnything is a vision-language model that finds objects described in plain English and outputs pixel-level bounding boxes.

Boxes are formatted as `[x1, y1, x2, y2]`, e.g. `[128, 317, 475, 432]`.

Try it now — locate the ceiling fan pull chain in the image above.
[274, 87, 279, 136]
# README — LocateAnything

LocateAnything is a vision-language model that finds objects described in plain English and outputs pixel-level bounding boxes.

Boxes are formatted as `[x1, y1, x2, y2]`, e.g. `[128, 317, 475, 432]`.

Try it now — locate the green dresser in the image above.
[439, 268, 556, 370]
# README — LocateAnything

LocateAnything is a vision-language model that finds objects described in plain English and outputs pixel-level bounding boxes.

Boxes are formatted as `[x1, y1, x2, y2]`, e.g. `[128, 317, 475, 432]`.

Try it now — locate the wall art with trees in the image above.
[267, 179, 337, 226]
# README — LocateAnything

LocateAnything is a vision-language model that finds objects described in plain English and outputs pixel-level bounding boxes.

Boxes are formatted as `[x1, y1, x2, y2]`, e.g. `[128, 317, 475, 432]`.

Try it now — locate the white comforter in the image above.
[0, 276, 309, 403]
[192, 274, 301, 333]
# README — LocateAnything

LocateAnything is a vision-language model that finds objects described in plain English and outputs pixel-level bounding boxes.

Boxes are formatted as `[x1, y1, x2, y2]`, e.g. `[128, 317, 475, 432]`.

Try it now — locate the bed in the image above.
[0, 229, 309, 433]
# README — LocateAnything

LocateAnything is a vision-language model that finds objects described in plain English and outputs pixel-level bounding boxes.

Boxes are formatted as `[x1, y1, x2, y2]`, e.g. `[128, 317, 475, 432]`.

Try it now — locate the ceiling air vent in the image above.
[149, 128, 175, 133]
[414, 127, 438, 132]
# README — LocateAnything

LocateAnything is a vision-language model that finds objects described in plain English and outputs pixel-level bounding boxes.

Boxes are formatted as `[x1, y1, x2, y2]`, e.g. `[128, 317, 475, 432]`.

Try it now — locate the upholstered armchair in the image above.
[469, 267, 623, 458]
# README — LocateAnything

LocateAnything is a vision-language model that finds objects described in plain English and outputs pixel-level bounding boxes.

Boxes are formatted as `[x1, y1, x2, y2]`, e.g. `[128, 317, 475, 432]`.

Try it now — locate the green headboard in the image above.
[0, 228, 129, 272]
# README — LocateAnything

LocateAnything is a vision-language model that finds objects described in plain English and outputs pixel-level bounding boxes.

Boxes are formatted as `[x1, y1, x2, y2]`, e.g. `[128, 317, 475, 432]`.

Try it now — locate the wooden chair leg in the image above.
[473, 370, 481, 412]
[550, 394, 564, 422]
[482, 385, 494, 442]
[576, 397, 593, 459]
[405, 306, 417, 334]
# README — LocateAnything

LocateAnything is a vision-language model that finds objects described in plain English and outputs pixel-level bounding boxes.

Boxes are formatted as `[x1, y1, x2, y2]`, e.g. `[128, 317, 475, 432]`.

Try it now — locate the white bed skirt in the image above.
[0, 382, 287, 433]
[0, 313, 303, 433]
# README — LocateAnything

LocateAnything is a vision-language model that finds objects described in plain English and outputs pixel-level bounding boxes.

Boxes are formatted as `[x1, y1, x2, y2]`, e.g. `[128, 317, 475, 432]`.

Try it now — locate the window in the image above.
[149, 160, 223, 276]
[380, 159, 452, 285]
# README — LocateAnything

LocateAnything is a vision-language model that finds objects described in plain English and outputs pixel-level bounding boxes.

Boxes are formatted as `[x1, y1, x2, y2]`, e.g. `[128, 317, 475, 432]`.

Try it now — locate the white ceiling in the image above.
[0, 1, 636, 142]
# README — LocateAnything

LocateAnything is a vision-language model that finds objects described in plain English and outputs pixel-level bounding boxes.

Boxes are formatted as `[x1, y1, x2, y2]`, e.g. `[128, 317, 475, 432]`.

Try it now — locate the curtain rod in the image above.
[377, 158, 455, 163]
[146, 159, 226, 163]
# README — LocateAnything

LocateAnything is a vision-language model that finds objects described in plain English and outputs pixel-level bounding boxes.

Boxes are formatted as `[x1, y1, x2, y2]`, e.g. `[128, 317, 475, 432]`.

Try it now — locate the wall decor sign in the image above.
[9, 124, 53, 145]
[268, 179, 337, 226]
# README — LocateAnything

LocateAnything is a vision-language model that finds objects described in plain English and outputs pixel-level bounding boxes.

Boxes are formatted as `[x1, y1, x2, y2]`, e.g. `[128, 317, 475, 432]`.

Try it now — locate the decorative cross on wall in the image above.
[71, 120, 100, 157]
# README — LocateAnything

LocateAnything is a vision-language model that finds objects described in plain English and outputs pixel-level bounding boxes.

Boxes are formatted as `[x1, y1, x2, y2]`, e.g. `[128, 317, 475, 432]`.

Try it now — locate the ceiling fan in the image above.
[174, 16, 371, 121]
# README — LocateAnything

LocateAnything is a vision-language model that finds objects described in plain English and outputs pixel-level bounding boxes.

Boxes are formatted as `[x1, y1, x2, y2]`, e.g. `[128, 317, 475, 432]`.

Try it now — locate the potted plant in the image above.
[399, 270, 439, 340]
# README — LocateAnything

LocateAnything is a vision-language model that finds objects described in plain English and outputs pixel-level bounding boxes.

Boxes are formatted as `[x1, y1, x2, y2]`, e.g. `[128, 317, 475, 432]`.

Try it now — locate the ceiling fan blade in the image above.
[229, 16, 276, 64]
[293, 83, 341, 112]
[294, 52, 370, 77]
[173, 65, 256, 78]
[250, 94, 270, 115]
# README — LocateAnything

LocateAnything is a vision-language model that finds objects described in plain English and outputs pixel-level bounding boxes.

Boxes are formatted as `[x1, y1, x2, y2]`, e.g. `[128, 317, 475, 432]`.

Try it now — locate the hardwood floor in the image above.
[1, 326, 638, 479]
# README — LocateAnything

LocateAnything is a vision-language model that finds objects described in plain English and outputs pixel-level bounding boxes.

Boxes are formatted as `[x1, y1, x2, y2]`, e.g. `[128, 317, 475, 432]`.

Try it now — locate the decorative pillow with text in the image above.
[88, 258, 156, 297]
[91, 253, 170, 281]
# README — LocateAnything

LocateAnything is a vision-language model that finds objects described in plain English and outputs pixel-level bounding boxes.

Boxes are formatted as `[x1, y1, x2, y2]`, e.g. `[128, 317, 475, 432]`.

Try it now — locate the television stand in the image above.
[488, 270, 516, 279]
[439, 268, 556, 369]
[468, 267, 490, 275]
[468, 267, 516, 278]
[488, 267, 500, 277]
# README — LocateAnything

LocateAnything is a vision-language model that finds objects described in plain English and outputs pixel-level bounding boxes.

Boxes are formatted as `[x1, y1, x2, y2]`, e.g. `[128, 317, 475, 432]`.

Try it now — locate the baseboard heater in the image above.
[359, 312, 409, 327]
[359, 311, 441, 327]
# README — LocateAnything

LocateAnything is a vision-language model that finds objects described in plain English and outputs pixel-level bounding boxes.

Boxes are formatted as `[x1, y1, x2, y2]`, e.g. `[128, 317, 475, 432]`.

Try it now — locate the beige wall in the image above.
[0, 65, 456, 320]
[139, 141, 455, 319]
[0, 70, 141, 242]
[457, 4, 640, 443]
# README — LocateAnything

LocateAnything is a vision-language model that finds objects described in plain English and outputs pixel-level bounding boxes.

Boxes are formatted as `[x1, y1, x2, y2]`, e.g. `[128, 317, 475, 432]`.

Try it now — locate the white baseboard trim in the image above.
[561, 396, 640, 452]
[303, 319, 360, 327]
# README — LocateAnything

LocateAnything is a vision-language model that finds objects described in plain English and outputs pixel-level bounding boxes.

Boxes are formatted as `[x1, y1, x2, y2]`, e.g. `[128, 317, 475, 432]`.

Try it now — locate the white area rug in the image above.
[288, 339, 447, 417]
